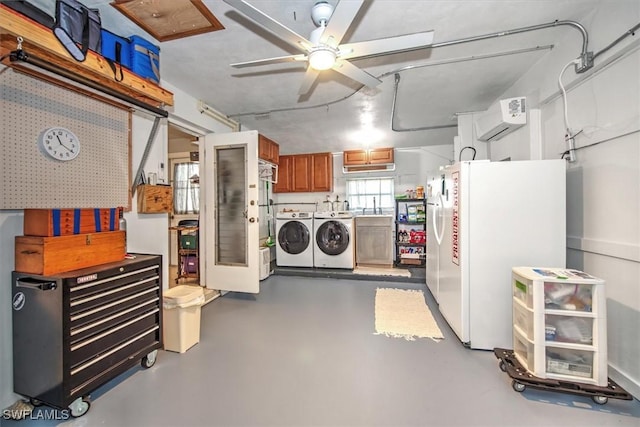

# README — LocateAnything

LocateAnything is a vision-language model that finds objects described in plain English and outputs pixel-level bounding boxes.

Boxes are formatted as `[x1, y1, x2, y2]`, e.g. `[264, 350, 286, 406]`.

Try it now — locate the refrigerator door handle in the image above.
[433, 192, 445, 245]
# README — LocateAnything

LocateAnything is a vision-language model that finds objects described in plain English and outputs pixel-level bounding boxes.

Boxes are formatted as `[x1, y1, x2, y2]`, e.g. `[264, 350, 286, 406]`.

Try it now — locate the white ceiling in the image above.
[32, 0, 605, 154]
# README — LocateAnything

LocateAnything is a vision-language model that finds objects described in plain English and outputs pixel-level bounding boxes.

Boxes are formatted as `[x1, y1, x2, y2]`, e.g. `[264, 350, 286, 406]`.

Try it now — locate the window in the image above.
[173, 161, 199, 214]
[346, 178, 394, 213]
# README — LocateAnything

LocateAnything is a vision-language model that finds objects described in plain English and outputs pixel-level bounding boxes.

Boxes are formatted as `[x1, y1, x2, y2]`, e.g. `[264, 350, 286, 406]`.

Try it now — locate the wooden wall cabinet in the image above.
[311, 152, 333, 192]
[274, 155, 292, 192]
[292, 155, 312, 192]
[137, 185, 173, 213]
[274, 152, 333, 193]
[258, 134, 279, 164]
[343, 148, 394, 166]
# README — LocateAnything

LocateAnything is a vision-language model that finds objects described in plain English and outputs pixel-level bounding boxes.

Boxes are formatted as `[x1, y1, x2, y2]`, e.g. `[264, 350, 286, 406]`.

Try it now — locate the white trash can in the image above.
[163, 285, 205, 353]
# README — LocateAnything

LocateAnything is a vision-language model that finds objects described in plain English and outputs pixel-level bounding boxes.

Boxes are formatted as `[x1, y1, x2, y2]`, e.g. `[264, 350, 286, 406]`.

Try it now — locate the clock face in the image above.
[38, 127, 81, 161]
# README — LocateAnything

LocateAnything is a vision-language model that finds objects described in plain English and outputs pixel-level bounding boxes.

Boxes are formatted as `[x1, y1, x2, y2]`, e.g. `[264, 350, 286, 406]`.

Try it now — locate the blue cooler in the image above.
[129, 34, 160, 83]
[101, 29, 131, 69]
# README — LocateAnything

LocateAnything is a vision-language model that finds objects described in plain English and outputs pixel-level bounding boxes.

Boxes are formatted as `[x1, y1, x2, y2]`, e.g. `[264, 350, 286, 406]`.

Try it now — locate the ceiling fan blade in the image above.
[319, 0, 365, 48]
[331, 60, 381, 88]
[339, 31, 435, 61]
[223, 0, 313, 51]
[231, 54, 308, 68]
[298, 67, 320, 95]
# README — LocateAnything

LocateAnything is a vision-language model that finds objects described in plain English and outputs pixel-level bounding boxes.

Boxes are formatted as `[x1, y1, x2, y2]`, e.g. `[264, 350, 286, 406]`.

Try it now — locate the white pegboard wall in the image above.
[1, 69, 130, 209]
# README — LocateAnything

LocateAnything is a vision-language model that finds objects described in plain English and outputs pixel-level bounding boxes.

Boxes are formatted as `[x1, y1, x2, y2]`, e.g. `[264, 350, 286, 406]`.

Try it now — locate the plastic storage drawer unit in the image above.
[511, 267, 607, 386]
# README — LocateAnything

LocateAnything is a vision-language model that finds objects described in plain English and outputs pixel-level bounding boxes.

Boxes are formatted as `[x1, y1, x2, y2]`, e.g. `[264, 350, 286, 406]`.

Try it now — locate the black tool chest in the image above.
[12, 254, 163, 417]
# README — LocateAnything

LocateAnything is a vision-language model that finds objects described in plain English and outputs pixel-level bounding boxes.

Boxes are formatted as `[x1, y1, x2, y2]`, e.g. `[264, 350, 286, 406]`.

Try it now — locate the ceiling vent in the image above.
[475, 97, 527, 142]
[111, 0, 224, 42]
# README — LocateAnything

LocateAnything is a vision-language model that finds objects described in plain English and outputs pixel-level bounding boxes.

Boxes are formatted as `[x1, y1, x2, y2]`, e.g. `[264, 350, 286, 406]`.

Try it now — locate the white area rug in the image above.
[374, 288, 444, 341]
[354, 266, 411, 278]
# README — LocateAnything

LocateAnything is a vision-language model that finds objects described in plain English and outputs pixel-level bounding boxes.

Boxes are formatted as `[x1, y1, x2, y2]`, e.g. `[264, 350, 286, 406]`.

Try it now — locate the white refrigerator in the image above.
[427, 159, 566, 350]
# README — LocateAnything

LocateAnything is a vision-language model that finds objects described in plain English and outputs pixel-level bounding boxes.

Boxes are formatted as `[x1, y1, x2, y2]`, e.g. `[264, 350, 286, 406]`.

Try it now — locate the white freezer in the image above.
[426, 171, 444, 302]
[432, 159, 566, 350]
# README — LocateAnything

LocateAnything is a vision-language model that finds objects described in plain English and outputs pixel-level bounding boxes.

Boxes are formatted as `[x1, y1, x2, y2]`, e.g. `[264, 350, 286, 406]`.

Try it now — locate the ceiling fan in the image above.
[223, 0, 435, 95]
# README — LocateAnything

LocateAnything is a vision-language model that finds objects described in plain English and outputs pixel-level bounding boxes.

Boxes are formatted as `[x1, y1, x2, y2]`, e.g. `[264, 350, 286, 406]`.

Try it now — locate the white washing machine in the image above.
[275, 212, 314, 267]
[313, 211, 354, 269]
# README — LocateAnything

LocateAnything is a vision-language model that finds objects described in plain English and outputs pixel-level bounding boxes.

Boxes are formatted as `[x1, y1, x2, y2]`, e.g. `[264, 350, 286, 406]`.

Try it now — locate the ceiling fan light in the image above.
[309, 48, 336, 70]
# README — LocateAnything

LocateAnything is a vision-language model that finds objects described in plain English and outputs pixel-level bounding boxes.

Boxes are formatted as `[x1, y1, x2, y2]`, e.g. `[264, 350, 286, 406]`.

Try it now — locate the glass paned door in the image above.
[201, 131, 259, 293]
[215, 146, 247, 265]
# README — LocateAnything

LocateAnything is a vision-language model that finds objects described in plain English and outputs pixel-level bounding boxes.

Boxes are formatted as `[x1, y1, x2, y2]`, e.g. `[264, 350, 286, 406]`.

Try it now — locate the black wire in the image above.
[459, 146, 477, 161]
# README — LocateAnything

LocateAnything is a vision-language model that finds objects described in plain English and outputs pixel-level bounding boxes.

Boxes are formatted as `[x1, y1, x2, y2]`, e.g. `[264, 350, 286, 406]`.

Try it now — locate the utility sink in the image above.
[355, 215, 393, 226]
[355, 215, 394, 266]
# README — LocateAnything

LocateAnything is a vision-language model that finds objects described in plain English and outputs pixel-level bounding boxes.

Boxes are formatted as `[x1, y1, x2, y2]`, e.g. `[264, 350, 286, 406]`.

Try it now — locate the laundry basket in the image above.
[163, 285, 205, 353]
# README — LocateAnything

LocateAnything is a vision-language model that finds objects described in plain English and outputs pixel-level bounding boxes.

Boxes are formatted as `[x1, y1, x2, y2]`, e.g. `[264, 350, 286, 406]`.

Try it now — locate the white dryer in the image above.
[313, 211, 354, 269]
[275, 212, 314, 267]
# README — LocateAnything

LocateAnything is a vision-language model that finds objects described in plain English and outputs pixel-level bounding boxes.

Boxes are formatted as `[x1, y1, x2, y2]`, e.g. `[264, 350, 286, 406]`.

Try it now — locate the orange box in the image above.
[24, 208, 122, 236]
[15, 231, 126, 275]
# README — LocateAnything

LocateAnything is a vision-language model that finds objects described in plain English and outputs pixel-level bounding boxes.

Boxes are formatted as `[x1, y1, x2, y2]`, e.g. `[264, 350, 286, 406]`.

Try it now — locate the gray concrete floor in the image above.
[5, 274, 640, 426]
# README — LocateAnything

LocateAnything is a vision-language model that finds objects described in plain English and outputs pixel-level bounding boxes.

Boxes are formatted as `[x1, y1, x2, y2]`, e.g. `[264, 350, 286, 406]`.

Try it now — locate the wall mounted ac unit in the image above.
[475, 97, 527, 142]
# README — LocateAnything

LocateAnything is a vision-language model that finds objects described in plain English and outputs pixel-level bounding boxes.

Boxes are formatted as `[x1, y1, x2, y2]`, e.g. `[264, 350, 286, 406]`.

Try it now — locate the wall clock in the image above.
[38, 127, 81, 161]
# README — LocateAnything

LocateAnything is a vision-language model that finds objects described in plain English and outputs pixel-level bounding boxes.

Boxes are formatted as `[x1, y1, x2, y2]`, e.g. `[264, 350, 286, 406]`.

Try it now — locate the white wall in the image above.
[0, 78, 228, 411]
[475, 3, 640, 396]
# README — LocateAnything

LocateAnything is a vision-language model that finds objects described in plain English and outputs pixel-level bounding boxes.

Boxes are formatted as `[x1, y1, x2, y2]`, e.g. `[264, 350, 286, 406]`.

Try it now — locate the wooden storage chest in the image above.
[15, 231, 126, 275]
[23, 208, 122, 236]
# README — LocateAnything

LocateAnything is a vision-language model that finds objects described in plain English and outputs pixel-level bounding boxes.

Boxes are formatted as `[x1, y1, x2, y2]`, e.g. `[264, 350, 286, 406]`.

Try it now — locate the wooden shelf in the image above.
[0, 5, 173, 108]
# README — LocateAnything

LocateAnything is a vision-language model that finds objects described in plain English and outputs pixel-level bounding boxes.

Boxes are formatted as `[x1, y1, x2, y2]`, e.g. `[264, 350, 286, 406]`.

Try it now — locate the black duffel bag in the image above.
[53, 0, 101, 62]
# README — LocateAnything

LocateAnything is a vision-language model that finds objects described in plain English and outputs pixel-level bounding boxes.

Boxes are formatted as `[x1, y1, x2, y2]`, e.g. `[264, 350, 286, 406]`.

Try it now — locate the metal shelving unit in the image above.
[394, 198, 426, 267]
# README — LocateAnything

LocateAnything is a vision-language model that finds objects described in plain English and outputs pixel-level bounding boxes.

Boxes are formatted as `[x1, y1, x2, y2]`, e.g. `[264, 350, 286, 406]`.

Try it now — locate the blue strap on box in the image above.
[74, 209, 81, 234]
[94, 209, 101, 232]
[52, 209, 61, 236]
[109, 208, 116, 231]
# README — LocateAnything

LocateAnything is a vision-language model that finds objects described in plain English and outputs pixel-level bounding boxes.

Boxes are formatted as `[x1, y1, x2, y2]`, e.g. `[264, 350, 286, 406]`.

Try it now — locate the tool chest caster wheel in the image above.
[592, 395, 608, 405]
[499, 361, 507, 372]
[512, 380, 526, 393]
[141, 349, 158, 369]
[69, 397, 90, 418]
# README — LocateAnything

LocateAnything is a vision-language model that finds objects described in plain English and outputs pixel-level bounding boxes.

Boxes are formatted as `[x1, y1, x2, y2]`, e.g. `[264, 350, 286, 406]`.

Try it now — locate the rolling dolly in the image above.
[494, 348, 633, 405]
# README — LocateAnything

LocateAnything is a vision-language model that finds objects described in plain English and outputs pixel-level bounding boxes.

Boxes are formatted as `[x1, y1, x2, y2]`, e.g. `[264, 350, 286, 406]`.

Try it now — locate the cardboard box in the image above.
[15, 231, 125, 275]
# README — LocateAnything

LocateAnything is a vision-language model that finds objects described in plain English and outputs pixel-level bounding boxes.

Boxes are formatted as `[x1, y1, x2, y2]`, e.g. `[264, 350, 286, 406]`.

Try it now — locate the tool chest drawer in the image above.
[12, 254, 163, 416]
